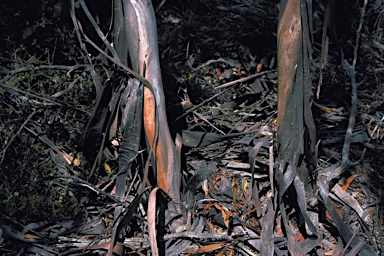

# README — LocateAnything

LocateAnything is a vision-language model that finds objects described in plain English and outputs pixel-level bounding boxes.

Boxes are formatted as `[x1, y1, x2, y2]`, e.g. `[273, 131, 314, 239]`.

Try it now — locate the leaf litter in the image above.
[0, 0, 383, 255]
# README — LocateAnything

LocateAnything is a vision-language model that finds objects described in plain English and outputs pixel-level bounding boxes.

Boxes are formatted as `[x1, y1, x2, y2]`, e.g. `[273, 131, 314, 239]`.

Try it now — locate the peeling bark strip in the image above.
[122, 0, 180, 201]
[277, 0, 303, 157]
[276, 0, 319, 252]
[277, 0, 317, 176]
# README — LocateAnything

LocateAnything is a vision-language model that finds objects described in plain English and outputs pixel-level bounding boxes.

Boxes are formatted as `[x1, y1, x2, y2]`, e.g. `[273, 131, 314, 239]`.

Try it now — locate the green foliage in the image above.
[0, 27, 97, 225]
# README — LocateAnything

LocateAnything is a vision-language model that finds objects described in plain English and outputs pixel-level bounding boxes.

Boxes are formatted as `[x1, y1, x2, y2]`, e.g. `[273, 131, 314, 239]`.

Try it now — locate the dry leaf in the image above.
[148, 188, 160, 256]
[104, 163, 112, 175]
[341, 174, 358, 191]
[257, 63, 263, 72]
[213, 203, 233, 228]
[23, 234, 41, 239]
[61, 150, 80, 166]
[324, 248, 335, 255]
[185, 243, 225, 254]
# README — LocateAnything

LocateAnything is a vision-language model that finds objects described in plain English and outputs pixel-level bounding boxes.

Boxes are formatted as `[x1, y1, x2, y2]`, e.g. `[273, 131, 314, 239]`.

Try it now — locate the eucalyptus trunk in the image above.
[113, 0, 180, 202]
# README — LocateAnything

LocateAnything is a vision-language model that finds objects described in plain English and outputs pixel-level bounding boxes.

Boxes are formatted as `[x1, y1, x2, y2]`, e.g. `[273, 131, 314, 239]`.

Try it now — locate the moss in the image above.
[0, 27, 97, 225]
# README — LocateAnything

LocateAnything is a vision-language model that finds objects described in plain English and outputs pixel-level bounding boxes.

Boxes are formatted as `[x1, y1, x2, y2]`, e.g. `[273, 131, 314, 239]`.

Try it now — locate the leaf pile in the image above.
[0, 0, 383, 255]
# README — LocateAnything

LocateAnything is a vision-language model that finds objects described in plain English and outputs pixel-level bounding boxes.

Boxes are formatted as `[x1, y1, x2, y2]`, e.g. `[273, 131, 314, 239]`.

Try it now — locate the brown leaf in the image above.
[213, 203, 233, 228]
[23, 234, 41, 239]
[341, 174, 358, 191]
[185, 243, 225, 254]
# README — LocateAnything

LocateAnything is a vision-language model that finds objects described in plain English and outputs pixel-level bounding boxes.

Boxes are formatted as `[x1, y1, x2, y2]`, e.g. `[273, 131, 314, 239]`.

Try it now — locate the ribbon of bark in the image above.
[123, 0, 180, 201]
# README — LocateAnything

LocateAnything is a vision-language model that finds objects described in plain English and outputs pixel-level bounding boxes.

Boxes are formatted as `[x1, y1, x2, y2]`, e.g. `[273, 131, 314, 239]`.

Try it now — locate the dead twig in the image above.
[0, 109, 37, 165]
[0, 82, 91, 116]
[215, 70, 276, 90]
[176, 70, 276, 121]
[0, 64, 85, 85]
[338, 0, 368, 175]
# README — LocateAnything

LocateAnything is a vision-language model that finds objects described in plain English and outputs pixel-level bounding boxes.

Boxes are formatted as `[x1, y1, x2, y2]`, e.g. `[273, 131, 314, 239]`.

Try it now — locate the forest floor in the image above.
[0, 0, 383, 255]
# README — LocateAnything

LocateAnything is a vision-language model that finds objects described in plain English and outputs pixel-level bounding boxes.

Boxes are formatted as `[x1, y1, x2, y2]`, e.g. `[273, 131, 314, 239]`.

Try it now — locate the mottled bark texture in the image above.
[275, 0, 318, 247]
[277, 0, 316, 184]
